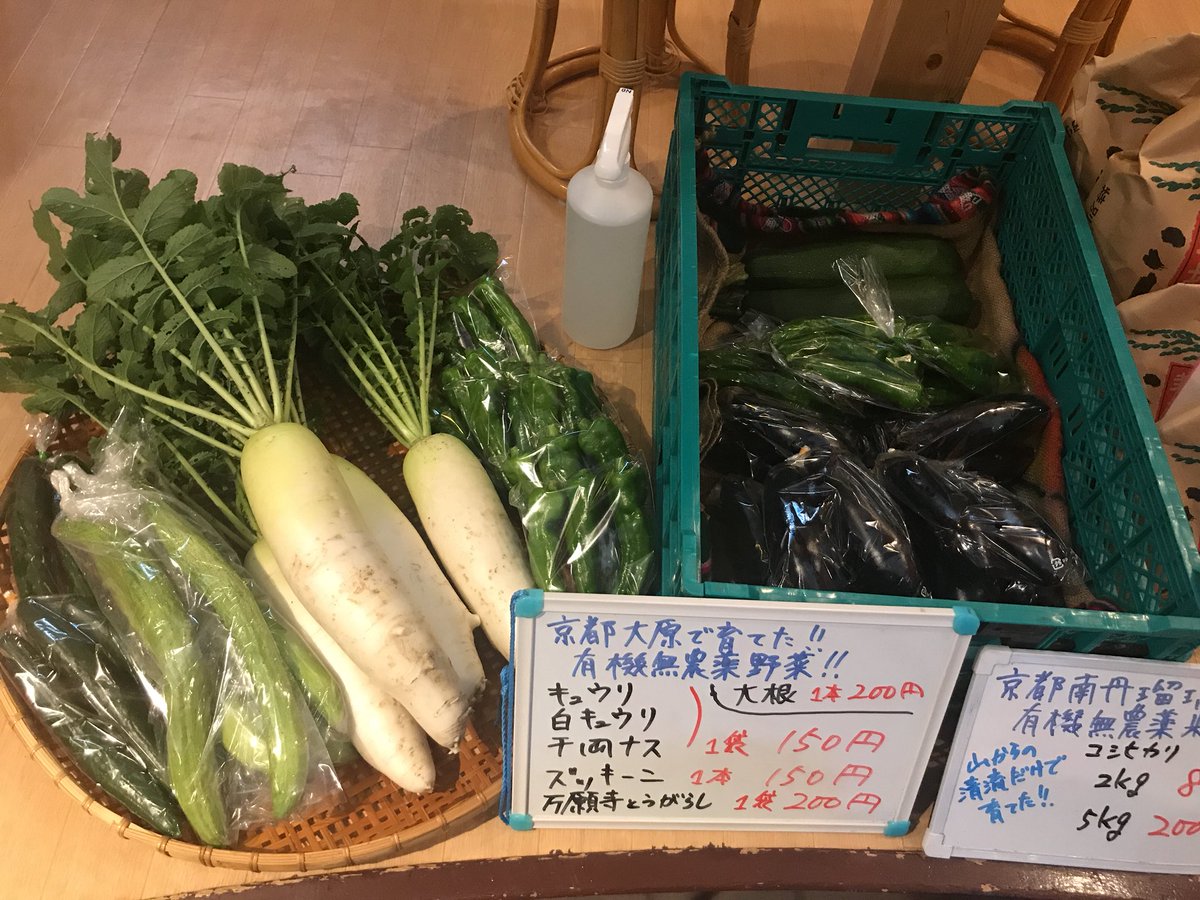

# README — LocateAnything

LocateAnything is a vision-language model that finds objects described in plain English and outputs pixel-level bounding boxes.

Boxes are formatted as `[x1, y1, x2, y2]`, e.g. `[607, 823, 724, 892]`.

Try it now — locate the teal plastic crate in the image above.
[654, 73, 1200, 661]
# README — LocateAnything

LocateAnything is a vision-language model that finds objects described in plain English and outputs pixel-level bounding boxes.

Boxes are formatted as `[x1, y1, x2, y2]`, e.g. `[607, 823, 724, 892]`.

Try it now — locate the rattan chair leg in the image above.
[725, 0, 763, 85]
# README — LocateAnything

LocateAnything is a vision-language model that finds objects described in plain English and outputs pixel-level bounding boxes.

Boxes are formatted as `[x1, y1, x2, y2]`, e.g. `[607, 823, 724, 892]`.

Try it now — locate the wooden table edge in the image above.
[167, 845, 1200, 900]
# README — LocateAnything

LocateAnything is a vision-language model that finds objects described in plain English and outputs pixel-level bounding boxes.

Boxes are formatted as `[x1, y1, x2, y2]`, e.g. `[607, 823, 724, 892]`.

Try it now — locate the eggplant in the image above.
[826, 456, 924, 597]
[887, 395, 1050, 484]
[763, 454, 851, 590]
[877, 452, 1082, 605]
[706, 387, 854, 480]
[707, 476, 771, 585]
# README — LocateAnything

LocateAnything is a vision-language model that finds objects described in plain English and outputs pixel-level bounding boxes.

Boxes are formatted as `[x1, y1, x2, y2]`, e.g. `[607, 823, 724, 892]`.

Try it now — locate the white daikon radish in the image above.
[240, 422, 470, 749]
[403, 433, 533, 658]
[245, 542, 435, 792]
[332, 456, 485, 699]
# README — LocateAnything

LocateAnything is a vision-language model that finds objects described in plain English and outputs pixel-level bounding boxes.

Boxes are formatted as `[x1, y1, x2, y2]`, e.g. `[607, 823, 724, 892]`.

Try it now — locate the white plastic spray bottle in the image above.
[562, 87, 653, 350]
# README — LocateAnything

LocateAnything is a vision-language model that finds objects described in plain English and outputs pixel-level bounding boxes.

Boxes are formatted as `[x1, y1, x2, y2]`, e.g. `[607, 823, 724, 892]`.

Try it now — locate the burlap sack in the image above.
[1065, 34, 1200, 302]
[1117, 283, 1200, 547]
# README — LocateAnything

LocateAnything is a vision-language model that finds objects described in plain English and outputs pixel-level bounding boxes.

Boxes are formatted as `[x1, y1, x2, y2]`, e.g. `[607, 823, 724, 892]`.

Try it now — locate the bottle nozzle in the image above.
[594, 87, 635, 182]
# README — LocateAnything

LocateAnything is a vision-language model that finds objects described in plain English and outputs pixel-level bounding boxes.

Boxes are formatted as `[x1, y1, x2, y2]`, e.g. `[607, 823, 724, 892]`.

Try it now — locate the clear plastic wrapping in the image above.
[702, 388, 924, 596]
[433, 272, 655, 595]
[876, 451, 1087, 606]
[46, 423, 343, 845]
[834, 254, 895, 337]
[0, 624, 184, 836]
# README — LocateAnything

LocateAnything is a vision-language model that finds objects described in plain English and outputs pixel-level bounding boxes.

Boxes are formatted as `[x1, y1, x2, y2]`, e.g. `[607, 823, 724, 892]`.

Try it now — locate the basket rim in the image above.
[0, 424, 503, 872]
[0, 630, 501, 871]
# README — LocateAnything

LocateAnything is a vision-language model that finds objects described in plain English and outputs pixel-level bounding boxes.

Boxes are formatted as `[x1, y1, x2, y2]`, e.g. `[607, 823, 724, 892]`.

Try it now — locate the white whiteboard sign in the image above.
[925, 646, 1200, 874]
[501, 590, 973, 833]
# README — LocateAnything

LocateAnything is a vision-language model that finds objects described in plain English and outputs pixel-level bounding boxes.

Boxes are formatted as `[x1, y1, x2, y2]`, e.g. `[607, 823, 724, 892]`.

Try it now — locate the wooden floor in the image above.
[0, 0, 1196, 897]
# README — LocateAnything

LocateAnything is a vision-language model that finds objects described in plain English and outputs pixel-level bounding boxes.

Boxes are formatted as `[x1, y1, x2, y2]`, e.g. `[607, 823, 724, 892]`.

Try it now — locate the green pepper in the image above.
[578, 417, 628, 466]
[609, 463, 653, 594]
[538, 430, 584, 487]
[509, 366, 564, 447]
[546, 363, 604, 428]
[443, 351, 507, 462]
[561, 471, 606, 594]
[471, 277, 539, 363]
[515, 482, 569, 591]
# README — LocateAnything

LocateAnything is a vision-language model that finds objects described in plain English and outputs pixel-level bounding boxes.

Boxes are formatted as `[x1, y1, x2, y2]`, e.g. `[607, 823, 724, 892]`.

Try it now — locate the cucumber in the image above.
[53, 516, 228, 847]
[15, 596, 165, 779]
[6, 457, 166, 777]
[144, 498, 309, 820]
[746, 235, 964, 288]
[222, 699, 358, 770]
[220, 699, 270, 771]
[266, 610, 349, 734]
[0, 630, 183, 837]
[743, 274, 976, 325]
[6, 457, 99, 603]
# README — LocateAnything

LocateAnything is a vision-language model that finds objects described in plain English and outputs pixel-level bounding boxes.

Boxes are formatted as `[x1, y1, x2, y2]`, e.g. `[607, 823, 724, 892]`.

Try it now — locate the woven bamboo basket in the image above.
[0, 380, 506, 871]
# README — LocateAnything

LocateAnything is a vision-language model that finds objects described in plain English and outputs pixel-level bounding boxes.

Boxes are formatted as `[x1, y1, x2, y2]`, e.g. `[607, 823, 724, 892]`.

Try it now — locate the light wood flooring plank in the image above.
[154, 94, 244, 195]
[286, 0, 391, 177]
[107, 40, 209, 173]
[187, 0, 288, 102]
[0, 0, 53, 92]
[284, 172, 345, 204]
[0, 0, 113, 198]
[352, 0, 443, 151]
[37, 41, 147, 150]
[220, 0, 336, 174]
[0, 144, 83, 301]
[339, 143, 411, 248]
[150, 0, 222, 46]
[90, 0, 169, 49]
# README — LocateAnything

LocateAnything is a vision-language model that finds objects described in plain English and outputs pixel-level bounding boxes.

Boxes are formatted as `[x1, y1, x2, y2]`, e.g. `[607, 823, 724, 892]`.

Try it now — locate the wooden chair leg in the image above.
[725, 0, 763, 85]
[1034, 0, 1122, 111]
[643, 0, 678, 75]
[665, 0, 718, 73]
[1097, 0, 1132, 56]
[507, 0, 560, 113]
[506, 0, 651, 201]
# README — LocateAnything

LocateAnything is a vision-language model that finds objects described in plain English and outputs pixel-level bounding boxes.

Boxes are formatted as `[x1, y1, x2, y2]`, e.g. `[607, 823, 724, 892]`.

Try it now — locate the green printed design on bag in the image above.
[1095, 81, 1179, 124]
[1149, 159, 1200, 200]
[1127, 328, 1200, 360]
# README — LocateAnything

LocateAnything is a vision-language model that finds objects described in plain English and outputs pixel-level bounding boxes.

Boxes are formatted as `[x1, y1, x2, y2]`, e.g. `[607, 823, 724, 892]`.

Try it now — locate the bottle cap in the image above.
[593, 87, 635, 183]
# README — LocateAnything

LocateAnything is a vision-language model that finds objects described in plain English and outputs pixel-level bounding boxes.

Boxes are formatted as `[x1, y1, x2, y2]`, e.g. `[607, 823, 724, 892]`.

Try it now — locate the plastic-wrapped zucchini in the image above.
[0, 630, 182, 836]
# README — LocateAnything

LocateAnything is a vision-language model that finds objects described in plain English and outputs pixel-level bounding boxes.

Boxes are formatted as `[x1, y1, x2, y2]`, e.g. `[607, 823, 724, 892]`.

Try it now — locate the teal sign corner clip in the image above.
[884, 818, 911, 837]
[512, 588, 545, 618]
[506, 812, 534, 831]
[952, 606, 980, 636]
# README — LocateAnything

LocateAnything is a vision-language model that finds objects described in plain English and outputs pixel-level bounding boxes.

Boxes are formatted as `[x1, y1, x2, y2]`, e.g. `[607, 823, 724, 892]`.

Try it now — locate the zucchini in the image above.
[15, 596, 165, 779]
[0, 630, 183, 837]
[746, 235, 964, 288]
[144, 498, 309, 819]
[739, 274, 976, 325]
[53, 516, 228, 847]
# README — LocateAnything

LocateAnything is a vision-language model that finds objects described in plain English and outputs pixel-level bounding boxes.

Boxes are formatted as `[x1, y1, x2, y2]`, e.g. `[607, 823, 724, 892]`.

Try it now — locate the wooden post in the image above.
[845, 0, 1006, 102]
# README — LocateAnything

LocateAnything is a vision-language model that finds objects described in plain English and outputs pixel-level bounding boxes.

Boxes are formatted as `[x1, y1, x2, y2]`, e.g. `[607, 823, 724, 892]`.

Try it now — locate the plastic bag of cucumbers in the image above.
[44, 420, 347, 845]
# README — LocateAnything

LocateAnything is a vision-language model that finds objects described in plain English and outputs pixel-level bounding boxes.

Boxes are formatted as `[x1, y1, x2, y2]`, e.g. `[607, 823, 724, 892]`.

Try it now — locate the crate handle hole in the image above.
[805, 136, 898, 160]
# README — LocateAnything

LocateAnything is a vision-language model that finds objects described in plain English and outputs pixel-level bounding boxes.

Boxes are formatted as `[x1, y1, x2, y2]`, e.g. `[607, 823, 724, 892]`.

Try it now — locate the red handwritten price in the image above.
[733, 789, 882, 814]
[807, 682, 925, 703]
[1148, 816, 1200, 838]
[1177, 768, 1200, 798]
